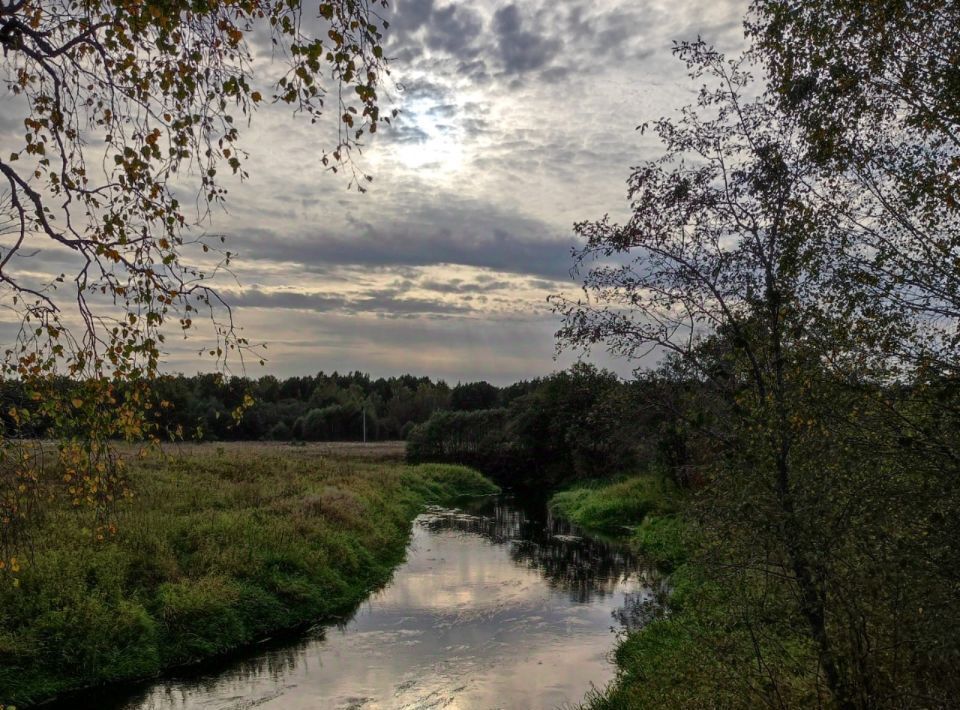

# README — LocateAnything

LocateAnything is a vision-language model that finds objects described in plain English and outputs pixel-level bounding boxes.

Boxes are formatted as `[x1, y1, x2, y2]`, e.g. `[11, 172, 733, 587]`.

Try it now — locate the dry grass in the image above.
[0, 442, 494, 707]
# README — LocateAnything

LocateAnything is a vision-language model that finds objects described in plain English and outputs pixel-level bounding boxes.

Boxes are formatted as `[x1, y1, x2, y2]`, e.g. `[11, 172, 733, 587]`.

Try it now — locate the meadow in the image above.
[0, 442, 497, 707]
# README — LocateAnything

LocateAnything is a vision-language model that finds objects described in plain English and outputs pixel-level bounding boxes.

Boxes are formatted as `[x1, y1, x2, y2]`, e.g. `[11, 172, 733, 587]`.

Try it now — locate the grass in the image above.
[554, 477, 829, 709]
[548, 472, 690, 573]
[0, 442, 497, 707]
[549, 474, 709, 709]
[549, 475, 677, 535]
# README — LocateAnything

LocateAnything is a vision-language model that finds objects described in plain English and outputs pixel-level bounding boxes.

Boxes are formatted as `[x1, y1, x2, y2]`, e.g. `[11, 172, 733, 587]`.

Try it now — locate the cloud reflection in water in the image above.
[87, 496, 660, 710]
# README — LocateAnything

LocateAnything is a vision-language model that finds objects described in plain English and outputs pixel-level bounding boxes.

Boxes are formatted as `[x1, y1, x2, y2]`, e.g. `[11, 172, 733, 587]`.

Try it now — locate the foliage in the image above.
[584, 590, 821, 709]
[556, 38, 960, 709]
[450, 381, 500, 411]
[403, 462, 502, 499]
[558, 478, 823, 709]
[548, 475, 688, 572]
[405, 408, 511, 470]
[0, 443, 495, 706]
[549, 477, 675, 535]
[0, 0, 393, 566]
[749, 0, 960, 379]
[0, 370, 456, 443]
[631, 515, 687, 572]
[749, 0, 960, 209]
[406, 364, 643, 487]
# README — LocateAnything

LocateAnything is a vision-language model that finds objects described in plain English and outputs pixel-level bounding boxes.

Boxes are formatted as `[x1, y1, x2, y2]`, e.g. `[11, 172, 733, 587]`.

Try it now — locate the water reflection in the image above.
[60, 496, 657, 710]
[422, 498, 641, 603]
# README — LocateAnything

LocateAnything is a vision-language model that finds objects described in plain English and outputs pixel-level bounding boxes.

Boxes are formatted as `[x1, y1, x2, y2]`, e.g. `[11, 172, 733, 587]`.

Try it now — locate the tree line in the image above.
[0, 370, 585, 444]
[407, 364, 649, 488]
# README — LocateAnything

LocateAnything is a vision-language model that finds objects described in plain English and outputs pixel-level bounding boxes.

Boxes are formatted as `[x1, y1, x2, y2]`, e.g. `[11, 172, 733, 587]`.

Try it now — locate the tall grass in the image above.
[549, 476, 677, 534]
[0, 443, 497, 707]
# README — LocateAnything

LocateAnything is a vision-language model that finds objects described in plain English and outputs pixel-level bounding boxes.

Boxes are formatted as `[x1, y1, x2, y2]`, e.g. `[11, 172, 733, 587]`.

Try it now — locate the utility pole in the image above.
[362, 406, 367, 444]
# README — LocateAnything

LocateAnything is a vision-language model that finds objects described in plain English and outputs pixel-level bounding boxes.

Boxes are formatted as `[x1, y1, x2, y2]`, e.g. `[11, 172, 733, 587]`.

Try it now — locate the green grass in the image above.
[553, 477, 819, 709]
[549, 476, 677, 533]
[549, 474, 689, 571]
[632, 514, 687, 571]
[581, 576, 819, 710]
[549, 475, 712, 709]
[0, 443, 497, 707]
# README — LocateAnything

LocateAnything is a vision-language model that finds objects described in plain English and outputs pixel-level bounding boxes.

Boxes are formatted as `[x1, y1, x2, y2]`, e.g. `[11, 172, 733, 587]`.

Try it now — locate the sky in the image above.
[2, 0, 749, 385]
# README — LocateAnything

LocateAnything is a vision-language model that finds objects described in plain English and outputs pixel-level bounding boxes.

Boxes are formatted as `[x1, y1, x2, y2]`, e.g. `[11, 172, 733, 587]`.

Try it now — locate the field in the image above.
[0, 442, 497, 707]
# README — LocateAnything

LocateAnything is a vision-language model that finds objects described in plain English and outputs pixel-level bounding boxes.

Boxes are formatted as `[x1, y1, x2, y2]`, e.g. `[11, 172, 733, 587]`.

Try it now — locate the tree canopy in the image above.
[555, 35, 960, 707]
[749, 1, 960, 210]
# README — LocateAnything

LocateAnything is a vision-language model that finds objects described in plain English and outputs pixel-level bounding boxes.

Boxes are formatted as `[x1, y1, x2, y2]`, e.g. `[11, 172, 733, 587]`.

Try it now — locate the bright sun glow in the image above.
[395, 133, 465, 174]
[389, 96, 467, 176]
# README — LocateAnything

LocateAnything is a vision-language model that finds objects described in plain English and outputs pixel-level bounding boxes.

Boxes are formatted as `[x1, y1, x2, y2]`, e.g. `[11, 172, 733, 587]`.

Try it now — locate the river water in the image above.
[68, 496, 658, 710]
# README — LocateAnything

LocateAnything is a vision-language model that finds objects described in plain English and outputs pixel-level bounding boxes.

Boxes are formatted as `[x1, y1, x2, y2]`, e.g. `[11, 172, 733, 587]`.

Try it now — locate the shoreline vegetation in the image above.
[550, 472, 862, 709]
[549, 473, 707, 709]
[0, 442, 498, 708]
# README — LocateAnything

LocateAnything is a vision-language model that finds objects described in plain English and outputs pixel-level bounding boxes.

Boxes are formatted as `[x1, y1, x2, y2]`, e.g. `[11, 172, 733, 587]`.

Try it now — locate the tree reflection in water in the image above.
[419, 496, 650, 604]
[56, 495, 664, 710]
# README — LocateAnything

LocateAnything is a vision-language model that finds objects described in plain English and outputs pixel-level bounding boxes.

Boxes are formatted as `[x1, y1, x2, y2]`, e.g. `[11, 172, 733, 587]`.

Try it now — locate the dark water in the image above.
[65, 496, 659, 710]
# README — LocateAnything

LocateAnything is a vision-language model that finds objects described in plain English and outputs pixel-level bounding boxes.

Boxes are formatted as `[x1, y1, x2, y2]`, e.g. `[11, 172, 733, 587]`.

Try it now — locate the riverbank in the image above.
[549, 474, 706, 708]
[0, 443, 497, 707]
[551, 476, 824, 708]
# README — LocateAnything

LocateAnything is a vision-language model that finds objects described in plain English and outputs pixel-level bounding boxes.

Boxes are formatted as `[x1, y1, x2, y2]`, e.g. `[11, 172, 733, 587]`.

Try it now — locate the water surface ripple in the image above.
[73, 496, 657, 710]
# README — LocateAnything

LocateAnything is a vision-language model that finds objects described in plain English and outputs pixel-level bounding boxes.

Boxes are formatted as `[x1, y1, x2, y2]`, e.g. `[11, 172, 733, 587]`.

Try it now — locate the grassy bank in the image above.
[552, 477, 821, 708]
[549, 475, 685, 568]
[0, 442, 497, 707]
[549, 475, 707, 708]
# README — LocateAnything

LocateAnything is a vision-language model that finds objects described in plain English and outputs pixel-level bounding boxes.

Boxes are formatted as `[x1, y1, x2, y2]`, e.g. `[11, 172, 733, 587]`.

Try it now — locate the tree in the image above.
[507, 364, 636, 483]
[749, 0, 960, 379]
[0, 0, 392, 565]
[749, 0, 959, 184]
[450, 381, 499, 411]
[554, 42, 960, 706]
[407, 365, 639, 487]
[749, 0, 960, 517]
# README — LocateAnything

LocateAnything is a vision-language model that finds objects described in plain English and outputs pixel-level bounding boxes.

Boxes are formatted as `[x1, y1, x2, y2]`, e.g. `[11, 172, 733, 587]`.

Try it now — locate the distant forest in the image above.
[0, 370, 505, 442]
[0, 365, 658, 488]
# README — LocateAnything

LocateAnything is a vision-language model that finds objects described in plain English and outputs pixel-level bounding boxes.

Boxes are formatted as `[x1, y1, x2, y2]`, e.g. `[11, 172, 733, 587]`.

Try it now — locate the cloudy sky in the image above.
[4, 0, 748, 384]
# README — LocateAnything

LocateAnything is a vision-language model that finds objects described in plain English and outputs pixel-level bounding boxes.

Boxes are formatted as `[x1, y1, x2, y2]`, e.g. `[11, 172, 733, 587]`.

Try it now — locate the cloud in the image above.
[226, 286, 474, 317]
[387, 0, 436, 35]
[227, 192, 578, 280]
[210, 0, 751, 379]
[0, 0, 751, 382]
[426, 4, 485, 56]
[233, 226, 575, 280]
[418, 277, 512, 294]
[386, 119, 431, 144]
[492, 4, 562, 75]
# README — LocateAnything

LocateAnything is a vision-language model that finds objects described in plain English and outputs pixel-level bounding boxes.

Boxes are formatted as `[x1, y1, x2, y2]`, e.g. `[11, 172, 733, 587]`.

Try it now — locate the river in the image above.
[61, 495, 659, 710]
